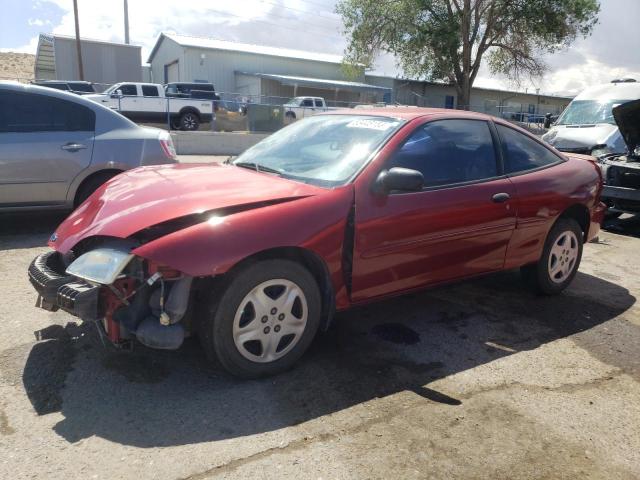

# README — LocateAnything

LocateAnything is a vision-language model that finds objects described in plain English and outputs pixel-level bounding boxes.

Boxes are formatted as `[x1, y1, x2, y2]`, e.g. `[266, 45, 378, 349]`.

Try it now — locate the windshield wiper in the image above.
[233, 161, 283, 175]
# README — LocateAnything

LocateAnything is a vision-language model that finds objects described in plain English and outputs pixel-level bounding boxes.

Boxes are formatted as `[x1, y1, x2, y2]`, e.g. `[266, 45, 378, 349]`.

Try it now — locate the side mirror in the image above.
[543, 113, 552, 129]
[376, 167, 424, 194]
[110, 89, 123, 98]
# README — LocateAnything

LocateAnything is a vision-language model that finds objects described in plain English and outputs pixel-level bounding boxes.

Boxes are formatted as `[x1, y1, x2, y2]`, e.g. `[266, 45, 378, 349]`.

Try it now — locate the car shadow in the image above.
[21, 270, 637, 447]
[0, 212, 67, 251]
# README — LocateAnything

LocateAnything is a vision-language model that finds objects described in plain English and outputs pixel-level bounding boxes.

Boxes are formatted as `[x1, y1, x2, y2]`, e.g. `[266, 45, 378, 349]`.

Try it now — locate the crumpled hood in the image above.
[613, 99, 640, 154]
[542, 123, 625, 153]
[51, 163, 322, 253]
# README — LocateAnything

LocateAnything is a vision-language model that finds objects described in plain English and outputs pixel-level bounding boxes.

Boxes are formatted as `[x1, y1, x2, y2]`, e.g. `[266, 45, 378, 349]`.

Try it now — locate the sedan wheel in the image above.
[232, 279, 308, 363]
[547, 230, 579, 284]
[521, 218, 583, 295]
[200, 259, 321, 378]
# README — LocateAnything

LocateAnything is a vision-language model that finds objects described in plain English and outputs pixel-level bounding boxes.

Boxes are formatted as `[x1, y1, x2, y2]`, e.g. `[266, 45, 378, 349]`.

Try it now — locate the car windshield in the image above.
[231, 115, 403, 187]
[556, 99, 631, 125]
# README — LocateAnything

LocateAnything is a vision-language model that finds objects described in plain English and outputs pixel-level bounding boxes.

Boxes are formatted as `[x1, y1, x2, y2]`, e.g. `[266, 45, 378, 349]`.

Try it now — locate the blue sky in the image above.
[1, 0, 639, 96]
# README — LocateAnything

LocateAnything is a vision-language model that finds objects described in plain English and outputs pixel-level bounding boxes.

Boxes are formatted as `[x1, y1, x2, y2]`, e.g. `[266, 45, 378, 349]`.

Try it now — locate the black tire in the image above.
[521, 218, 583, 295]
[285, 111, 296, 121]
[199, 259, 322, 378]
[74, 171, 119, 207]
[179, 111, 200, 131]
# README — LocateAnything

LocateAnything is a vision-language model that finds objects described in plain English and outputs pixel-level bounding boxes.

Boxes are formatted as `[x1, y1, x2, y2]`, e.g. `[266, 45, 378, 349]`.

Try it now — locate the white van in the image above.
[542, 79, 640, 156]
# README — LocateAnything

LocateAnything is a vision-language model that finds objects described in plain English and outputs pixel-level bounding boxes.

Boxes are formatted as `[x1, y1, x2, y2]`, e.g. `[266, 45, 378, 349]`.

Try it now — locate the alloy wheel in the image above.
[548, 230, 579, 283]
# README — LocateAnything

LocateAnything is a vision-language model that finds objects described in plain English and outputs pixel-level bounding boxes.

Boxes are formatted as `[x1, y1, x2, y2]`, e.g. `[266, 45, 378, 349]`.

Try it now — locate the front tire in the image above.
[521, 218, 583, 295]
[200, 259, 322, 378]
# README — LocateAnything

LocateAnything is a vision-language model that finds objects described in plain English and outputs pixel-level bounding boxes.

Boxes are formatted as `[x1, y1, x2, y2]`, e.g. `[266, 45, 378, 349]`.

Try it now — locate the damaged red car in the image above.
[28, 108, 605, 378]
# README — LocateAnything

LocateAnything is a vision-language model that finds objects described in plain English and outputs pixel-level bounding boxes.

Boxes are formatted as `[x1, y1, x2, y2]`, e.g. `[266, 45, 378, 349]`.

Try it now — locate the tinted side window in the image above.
[141, 85, 159, 97]
[497, 124, 562, 173]
[301, 99, 313, 107]
[119, 84, 138, 96]
[0, 91, 96, 133]
[388, 119, 498, 187]
[314, 99, 323, 107]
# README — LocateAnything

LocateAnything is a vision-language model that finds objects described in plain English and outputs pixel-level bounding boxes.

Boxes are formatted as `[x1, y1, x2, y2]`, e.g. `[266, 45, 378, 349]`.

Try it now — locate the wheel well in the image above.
[559, 204, 590, 240]
[178, 107, 200, 119]
[74, 169, 122, 206]
[226, 247, 336, 331]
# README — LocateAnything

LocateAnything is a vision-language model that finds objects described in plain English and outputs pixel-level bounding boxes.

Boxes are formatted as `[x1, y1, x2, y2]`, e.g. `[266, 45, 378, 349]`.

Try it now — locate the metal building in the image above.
[147, 33, 390, 105]
[34, 34, 142, 89]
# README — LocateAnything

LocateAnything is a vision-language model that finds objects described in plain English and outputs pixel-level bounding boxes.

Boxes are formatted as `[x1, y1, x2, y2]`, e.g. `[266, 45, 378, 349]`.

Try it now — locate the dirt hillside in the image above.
[0, 52, 35, 82]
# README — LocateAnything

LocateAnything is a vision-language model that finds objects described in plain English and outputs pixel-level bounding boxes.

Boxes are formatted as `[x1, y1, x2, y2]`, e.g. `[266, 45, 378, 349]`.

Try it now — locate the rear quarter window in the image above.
[497, 124, 563, 174]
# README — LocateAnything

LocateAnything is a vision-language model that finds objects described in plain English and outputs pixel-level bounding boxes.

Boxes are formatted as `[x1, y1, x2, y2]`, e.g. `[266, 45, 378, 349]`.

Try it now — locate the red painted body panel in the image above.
[47, 108, 604, 314]
[51, 163, 324, 254]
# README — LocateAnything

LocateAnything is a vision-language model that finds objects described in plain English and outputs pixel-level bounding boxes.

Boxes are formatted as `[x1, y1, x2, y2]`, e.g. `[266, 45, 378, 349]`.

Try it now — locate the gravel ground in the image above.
[0, 212, 639, 480]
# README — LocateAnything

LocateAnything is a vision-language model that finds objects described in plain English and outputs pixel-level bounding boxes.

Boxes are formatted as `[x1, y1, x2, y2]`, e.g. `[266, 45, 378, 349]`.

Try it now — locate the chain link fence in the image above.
[1, 76, 559, 134]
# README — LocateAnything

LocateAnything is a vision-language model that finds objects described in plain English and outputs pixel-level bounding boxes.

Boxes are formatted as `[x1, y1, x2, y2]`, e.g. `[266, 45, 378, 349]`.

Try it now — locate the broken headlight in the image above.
[66, 243, 134, 285]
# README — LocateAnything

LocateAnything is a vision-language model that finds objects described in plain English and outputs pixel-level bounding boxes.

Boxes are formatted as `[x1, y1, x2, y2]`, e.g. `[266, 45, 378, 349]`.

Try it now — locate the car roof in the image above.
[324, 106, 495, 121]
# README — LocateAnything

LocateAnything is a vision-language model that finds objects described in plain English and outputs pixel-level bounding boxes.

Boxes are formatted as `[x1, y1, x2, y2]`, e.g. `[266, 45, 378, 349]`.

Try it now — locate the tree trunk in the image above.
[455, 82, 472, 110]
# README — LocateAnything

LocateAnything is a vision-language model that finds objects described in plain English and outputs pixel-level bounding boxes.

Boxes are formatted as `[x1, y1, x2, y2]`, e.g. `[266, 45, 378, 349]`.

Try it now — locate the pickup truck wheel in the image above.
[521, 218, 583, 295]
[179, 112, 200, 131]
[200, 259, 321, 378]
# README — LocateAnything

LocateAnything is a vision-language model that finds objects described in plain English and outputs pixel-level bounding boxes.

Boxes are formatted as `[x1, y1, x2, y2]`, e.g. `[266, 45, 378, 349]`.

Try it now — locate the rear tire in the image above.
[74, 171, 119, 208]
[199, 259, 322, 378]
[521, 218, 583, 295]
[179, 112, 200, 131]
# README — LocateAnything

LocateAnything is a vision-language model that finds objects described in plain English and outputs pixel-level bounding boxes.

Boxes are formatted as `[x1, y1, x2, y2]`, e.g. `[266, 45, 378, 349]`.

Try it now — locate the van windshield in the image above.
[556, 99, 630, 125]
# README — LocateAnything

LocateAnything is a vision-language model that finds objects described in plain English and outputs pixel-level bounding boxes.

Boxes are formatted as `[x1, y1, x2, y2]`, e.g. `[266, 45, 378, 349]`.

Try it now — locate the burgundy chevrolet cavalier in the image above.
[29, 108, 605, 377]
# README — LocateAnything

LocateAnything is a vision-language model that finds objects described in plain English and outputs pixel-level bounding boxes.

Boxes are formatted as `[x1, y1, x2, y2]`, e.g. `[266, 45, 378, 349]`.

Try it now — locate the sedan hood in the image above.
[543, 123, 625, 153]
[52, 163, 323, 253]
[613, 99, 640, 154]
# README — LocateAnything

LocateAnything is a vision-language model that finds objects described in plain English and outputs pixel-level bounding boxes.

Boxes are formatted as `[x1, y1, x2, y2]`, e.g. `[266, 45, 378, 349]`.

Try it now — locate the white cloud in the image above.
[5, 0, 639, 99]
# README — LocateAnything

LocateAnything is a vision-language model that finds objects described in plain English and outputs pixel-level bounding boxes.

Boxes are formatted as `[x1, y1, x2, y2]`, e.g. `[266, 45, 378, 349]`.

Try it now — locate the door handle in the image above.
[492, 192, 511, 203]
[61, 143, 87, 152]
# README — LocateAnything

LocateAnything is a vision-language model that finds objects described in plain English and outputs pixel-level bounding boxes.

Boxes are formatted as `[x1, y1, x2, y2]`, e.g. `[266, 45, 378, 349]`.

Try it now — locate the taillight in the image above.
[159, 134, 177, 160]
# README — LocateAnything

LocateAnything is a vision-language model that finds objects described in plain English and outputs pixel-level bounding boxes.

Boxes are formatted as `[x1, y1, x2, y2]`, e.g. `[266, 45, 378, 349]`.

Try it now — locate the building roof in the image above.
[148, 33, 344, 65]
[365, 74, 574, 101]
[237, 72, 391, 93]
[50, 33, 141, 49]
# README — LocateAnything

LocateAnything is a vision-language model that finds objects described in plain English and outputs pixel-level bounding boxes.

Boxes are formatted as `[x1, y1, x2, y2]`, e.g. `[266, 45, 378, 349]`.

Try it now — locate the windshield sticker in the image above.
[346, 119, 398, 131]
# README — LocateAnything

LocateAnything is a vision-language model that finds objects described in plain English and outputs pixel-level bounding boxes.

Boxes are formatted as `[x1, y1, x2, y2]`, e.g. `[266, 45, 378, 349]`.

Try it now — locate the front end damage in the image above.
[29, 240, 194, 350]
[600, 100, 640, 215]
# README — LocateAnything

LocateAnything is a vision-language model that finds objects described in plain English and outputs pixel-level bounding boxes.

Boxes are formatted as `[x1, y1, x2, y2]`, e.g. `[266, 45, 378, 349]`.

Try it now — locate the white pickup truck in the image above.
[283, 96, 330, 122]
[86, 82, 213, 131]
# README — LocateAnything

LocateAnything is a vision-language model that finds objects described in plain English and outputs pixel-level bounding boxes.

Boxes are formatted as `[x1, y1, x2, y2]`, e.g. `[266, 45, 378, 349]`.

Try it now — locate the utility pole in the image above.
[124, 0, 130, 44]
[73, 0, 84, 80]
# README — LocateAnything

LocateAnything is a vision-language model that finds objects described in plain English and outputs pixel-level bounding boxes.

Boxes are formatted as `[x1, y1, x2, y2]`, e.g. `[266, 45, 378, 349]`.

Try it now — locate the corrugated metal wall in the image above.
[181, 46, 350, 95]
[53, 37, 142, 86]
[149, 37, 185, 84]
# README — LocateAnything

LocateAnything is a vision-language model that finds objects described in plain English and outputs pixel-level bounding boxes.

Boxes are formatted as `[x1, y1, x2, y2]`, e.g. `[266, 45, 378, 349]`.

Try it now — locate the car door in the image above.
[115, 84, 141, 120]
[140, 84, 166, 122]
[350, 118, 517, 302]
[494, 123, 571, 269]
[0, 90, 95, 207]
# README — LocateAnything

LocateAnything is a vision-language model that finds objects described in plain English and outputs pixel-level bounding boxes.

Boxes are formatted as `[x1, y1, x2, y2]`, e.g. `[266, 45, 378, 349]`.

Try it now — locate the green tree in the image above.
[337, 0, 600, 108]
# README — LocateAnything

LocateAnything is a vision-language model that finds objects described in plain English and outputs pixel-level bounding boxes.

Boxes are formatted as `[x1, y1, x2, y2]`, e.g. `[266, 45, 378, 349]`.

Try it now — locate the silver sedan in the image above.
[0, 81, 177, 212]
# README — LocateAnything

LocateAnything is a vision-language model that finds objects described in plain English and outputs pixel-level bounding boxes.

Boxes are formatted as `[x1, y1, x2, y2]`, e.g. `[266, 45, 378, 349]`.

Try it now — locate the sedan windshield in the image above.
[556, 99, 630, 125]
[231, 115, 403, 187]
